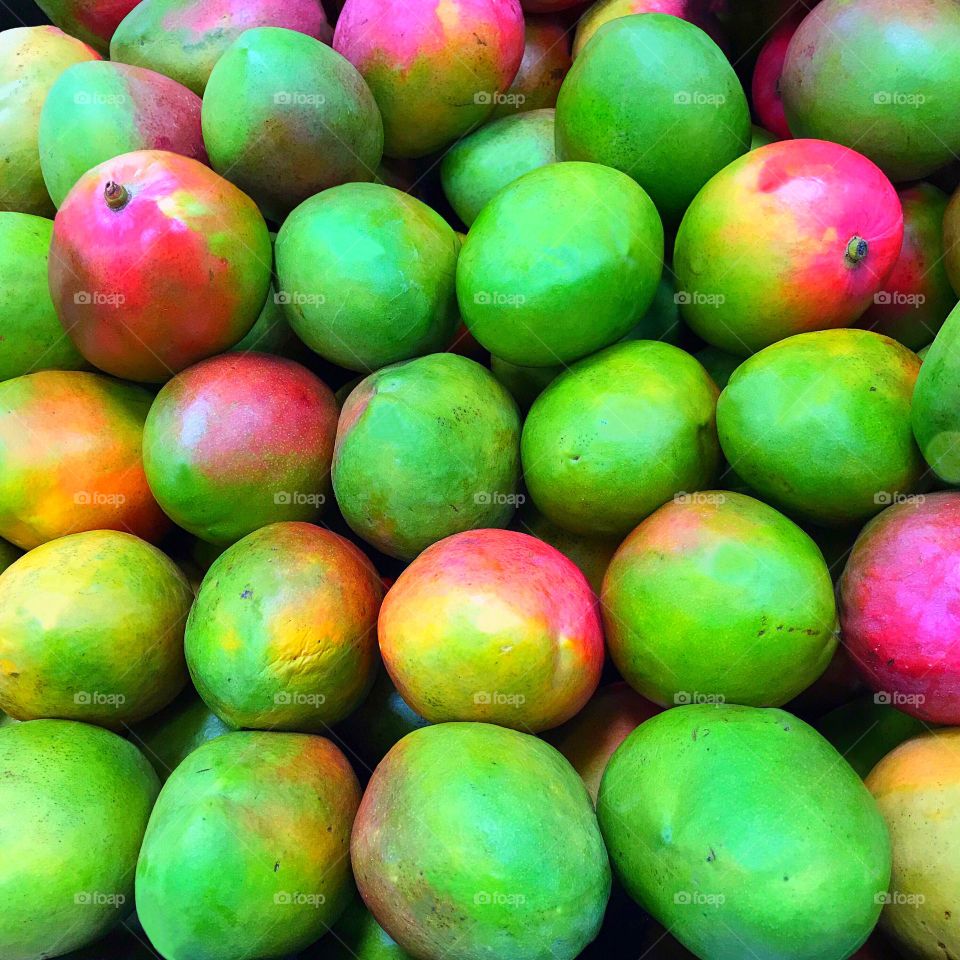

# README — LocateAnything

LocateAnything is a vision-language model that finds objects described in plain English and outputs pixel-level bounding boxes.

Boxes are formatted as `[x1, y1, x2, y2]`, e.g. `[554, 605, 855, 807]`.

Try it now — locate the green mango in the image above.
[599, 704, 892, 960]
[332, 353, 521, 559]
[136, 731, 360, 960]
[441, 108, 556, 227]
[0, 719, 160, 960]
[912, 301, 960, 482]
[309, 896, 413, 959]
[202, 27, 383, 223]
[276, 183, 459, 372]
[457, 161, 664, 367]
[521, 340, 720, 538]
[0, 213, 86, 380]
[352, 722, 611, 960]
[556, 14, 750, 224]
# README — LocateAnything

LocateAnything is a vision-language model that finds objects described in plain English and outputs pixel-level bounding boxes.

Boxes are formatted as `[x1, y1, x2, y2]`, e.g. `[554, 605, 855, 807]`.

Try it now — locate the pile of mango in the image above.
[2, 0, 960, 958]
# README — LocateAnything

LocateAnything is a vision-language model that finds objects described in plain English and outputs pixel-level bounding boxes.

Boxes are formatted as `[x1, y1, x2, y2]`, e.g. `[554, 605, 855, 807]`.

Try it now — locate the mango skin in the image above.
[202, 28, 383, 223]
[782, 0, 960, 181]
[817, 695, 927, 780]
[858, 183, 957, 350]
[491, 14, 570, 119]
[379, 529, 604, 731]
[0, 530, 192, 727]
[441, 108, 555, 227]
[599, 704, 892, 960]
[186, 522, 383, 730]
[333, 353, 521, 560]
[0, 26, 101, 218]
[0, 370, 168, 550]
[0, 212, 86, 380]
[39, 60, 207, 209]
[129, 690, 233, 782]
[275, 183, 459, 371]
[333, 0, 526, 158]
[674, 139, 904, 355]
[839, 492, 960, 726]
[34, 0, 140, 54]
[136, 731, 360, 960]
[522, 340, 720, 538]
[867, 729, 960, 960]
[718, 329, 925, 526]
[0, 719, 160, 960]
[49, 150, 272, 383]
[556, 14, 749, 224]
[110, 0, 330, 95]
[457, 162, 664, 367]
[352, 722, 611, 960]
[912, 301, 960, 482]
[142, 353, 339, 545]
[602, 491, 838, 708]
[547, 682, 660, 803]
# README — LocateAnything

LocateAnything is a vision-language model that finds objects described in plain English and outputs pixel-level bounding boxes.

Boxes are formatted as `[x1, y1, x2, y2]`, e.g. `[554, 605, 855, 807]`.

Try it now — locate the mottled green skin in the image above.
[202, 28, 383, 222]
[39, 60, 206, 208]
[136, 731, 360, 960]
[352, 723, 611, 960]
[333, 354, 521, 559]
[441, 108, 556, 226]
[129, 690, 234, 782]
[598, 705, 892, 960]
[695, 346, 741, 389]
[817, 695, 928, 780]
[0, 213, 86, 380]
[0, 530, 192, 728]
[912, 301, 960, 483]
[522, 340, 720, 538]
[276, 183, 459, 371]
[315, 897, 413, 959]
[458, 162, 663, 366]
[555, 14, 750, 224]
[0, 27, 100, 217]
[0, 719, 160, 960]
[185, 522, 383, 730]
[513, 505, 618, 595]
[110, 0, 330, 95]
[337, 667, 430, 769]
[781, 0, 960, 181]
[719, 330, 925, 525]
[601, 491, 838, 707]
